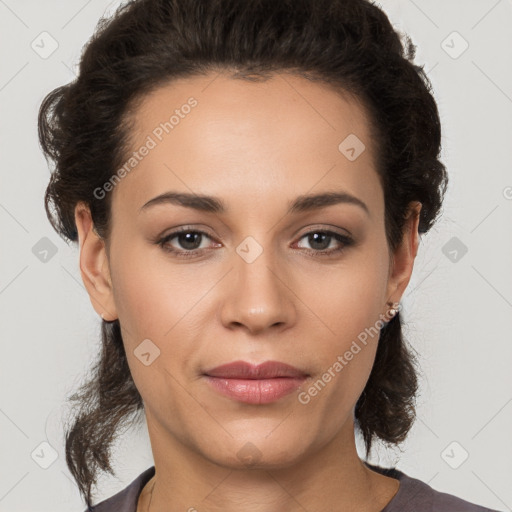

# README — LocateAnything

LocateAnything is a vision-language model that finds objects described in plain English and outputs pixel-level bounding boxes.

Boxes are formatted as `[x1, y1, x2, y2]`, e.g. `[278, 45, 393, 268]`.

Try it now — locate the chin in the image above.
[199, 431, 310, 471]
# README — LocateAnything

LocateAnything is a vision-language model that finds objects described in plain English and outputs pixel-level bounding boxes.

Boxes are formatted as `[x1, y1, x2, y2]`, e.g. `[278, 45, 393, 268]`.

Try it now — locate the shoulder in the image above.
[365, 462, 503, 512]
[83, 466, 156, 512]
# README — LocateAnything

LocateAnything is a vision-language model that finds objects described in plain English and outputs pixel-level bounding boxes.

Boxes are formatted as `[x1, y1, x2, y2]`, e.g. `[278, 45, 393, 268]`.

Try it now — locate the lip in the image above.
[202, 360, 309, 405]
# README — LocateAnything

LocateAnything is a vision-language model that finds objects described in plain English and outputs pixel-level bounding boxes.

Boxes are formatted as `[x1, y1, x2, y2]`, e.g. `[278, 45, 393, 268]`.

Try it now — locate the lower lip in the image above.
[204, 376, 306, 404]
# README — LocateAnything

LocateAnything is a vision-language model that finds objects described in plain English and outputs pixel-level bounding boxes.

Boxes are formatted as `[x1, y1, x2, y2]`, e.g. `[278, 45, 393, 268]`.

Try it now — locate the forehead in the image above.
[111, 71, 382, 220]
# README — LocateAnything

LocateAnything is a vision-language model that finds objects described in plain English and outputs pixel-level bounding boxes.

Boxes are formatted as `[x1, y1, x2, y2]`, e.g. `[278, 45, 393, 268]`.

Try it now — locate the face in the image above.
[76, 71, 419, 470]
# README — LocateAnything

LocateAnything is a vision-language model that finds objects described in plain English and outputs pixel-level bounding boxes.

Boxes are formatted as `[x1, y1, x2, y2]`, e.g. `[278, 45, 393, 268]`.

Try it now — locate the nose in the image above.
[219, 245, 296, 335]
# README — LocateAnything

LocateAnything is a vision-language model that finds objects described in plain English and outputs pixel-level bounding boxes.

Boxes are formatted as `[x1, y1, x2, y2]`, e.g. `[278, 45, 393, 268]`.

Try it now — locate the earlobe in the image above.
[385, 201, 422, 306]
[74, 202, 118, 321]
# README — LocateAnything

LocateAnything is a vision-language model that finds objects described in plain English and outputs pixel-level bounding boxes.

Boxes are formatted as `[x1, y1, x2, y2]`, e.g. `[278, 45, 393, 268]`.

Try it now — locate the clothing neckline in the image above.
[88, 460, 499, 512]
[129, 462, 407, 512]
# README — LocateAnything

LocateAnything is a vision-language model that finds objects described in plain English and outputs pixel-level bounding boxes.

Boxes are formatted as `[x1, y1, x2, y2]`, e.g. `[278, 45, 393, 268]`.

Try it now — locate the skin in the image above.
[74, 71, 421, 512]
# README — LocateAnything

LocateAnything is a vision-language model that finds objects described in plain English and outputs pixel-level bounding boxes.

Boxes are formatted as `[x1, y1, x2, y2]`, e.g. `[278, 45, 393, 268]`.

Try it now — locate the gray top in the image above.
[84, 463, 502, 512]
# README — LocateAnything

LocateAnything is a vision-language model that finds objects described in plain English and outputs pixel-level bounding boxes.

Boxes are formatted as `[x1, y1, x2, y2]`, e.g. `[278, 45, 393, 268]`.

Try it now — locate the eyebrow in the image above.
[139, 190, 369, 216]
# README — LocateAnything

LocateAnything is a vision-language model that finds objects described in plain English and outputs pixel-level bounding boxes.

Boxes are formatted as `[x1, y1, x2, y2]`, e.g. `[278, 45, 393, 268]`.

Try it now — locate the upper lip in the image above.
[203, 360, 309, 379]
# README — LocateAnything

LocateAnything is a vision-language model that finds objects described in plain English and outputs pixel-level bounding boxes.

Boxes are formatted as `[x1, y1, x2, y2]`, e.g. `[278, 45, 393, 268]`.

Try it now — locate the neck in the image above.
[141, 411, 399, 512]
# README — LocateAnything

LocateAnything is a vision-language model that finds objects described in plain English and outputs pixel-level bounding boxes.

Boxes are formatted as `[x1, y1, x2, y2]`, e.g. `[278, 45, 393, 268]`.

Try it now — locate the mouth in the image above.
[202, 360, 309, 405]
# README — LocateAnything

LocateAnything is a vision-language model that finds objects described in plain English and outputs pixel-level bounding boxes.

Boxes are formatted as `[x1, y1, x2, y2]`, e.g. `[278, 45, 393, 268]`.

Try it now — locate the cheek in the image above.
[110, 242, 200, 338]
[296, 280, 386, 426]
[304, 248, 388, 345]
[309, 296, 383, 402]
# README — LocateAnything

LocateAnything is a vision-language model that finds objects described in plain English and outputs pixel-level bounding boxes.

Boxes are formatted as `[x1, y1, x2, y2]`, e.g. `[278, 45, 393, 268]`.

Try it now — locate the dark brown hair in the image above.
[38, 0, 448, 507]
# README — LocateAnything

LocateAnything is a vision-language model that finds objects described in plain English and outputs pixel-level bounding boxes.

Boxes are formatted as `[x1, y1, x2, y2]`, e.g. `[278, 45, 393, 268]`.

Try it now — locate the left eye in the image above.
[295, 231, 352, 253]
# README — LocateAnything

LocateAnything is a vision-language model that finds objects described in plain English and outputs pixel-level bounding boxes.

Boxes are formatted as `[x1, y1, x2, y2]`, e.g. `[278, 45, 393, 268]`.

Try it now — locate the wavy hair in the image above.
[38, 0, 448, 507]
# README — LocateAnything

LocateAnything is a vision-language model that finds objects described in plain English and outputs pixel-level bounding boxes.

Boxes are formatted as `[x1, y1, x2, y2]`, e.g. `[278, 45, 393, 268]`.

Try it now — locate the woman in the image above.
[38, 0, 501, 511]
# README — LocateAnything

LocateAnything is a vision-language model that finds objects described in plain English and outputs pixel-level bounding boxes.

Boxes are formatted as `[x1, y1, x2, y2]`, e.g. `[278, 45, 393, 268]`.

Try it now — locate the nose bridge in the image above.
[219, 234, 295, 333]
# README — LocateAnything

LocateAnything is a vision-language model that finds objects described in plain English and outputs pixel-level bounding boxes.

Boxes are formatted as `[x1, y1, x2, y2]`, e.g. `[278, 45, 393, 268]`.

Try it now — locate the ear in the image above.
[74, 202, 118, 321]
[385, 201, 422, 305]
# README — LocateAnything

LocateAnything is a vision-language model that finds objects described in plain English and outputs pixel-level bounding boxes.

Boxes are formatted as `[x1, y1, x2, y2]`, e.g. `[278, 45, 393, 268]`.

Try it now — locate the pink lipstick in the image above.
[203, 360, 308, 405]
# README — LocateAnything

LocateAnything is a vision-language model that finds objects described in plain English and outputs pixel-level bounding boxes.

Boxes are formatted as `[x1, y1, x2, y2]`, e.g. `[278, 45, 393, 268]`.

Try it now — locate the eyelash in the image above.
[156, 226, 354, 259]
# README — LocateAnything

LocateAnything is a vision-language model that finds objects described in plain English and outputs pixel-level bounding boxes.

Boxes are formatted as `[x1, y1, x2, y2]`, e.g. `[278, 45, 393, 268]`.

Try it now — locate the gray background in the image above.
[1, 0, 511, 510]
